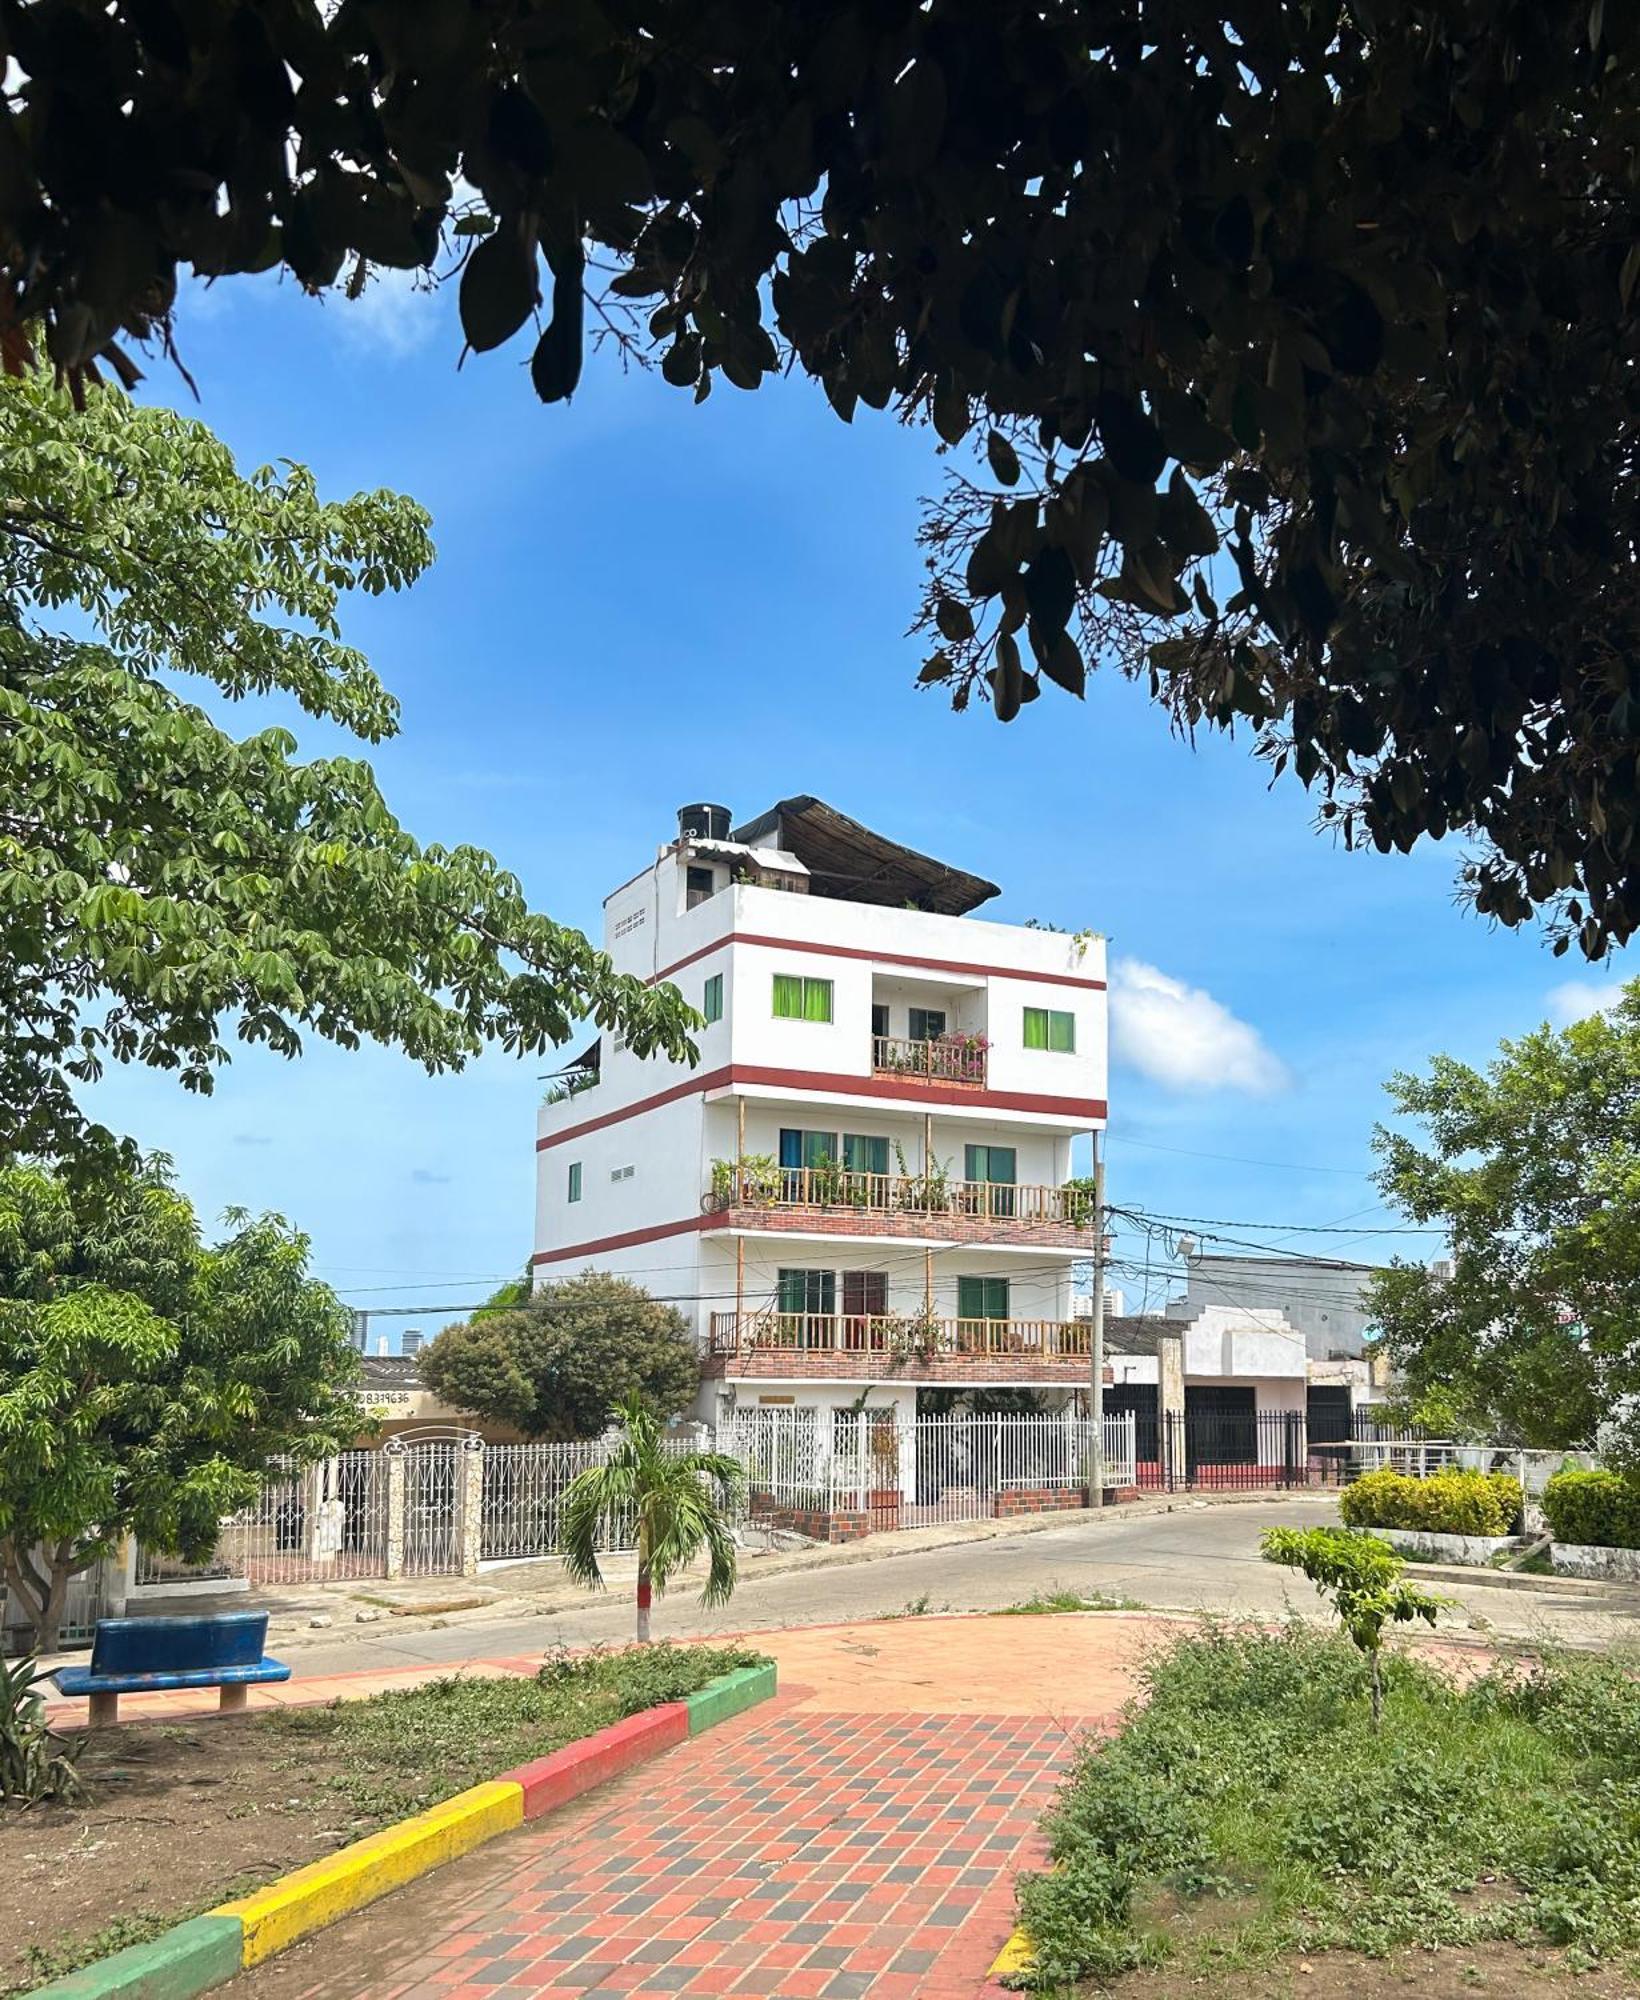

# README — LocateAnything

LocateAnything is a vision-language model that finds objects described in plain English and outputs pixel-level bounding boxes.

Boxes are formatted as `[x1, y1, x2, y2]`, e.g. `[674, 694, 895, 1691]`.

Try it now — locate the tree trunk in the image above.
[1369, 1648, 1383, 1731]
[1, 1538, 71, 1656]
[635, 1520, 652, 1643]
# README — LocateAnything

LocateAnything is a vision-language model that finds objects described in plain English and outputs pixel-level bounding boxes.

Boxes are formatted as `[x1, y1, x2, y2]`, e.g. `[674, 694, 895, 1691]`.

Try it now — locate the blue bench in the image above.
[53, 1612, 290, 1726]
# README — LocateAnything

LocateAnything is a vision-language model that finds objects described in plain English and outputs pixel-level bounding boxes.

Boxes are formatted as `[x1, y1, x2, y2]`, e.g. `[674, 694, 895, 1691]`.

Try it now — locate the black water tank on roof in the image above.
[678, 802, 731, 841]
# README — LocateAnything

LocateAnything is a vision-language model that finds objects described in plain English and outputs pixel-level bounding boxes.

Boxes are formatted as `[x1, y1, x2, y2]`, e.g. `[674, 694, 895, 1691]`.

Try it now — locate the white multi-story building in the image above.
[533, 798, 1107, 1429]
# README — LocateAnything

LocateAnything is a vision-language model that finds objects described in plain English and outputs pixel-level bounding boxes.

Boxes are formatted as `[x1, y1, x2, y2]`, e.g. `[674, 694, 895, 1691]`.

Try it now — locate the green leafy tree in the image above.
[0, 1157, 363, 1652]
[1261, 1526, 1441, 1728]
[0, 373, 695, 1168]
[559, 1393, 742, 1640]
[420, 1272, 702, 1441]
[3, 7, 1639, 950]
[1368, 990, 1640, 1454]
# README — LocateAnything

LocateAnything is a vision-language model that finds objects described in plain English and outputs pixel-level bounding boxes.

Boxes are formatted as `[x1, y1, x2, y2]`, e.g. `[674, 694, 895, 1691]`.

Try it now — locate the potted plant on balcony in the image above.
[892, 1141, 954, 1216]
[1061, 1175, 1099, 1228]
[884, 1307, 944, 1372]
[709, 1154, 781, 1209]
[936, 1031, 990, 1084]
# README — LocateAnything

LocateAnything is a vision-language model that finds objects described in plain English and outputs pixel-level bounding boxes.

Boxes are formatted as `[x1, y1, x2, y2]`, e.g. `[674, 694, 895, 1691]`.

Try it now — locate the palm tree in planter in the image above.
[560, 1394, 744, 1640]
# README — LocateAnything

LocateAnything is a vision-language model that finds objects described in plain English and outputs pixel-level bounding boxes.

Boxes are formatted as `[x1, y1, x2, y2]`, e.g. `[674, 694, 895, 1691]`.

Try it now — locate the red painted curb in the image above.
[501, 1701, 691, 1818]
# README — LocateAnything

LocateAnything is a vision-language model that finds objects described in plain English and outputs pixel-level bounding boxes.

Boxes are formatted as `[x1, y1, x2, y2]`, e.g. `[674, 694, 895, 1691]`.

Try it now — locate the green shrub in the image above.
[1011, 1628, 1640, 1989]
[1339, 1466, 1519, 1537]
[1542, 1467, 1640, 1550]
[0, 1653, 83, 1805]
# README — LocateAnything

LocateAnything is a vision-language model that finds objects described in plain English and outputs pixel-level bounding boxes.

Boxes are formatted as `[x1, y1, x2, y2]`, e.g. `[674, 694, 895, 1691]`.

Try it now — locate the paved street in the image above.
[276, 1497, 1640, 1682]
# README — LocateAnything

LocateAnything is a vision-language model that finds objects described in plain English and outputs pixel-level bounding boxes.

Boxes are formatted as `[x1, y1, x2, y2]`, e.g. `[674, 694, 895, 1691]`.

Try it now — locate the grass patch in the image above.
[265, 1642, 767, 1822]
[994, 1589, 1145, 1615]
[1012, 1623, 1640, 1990]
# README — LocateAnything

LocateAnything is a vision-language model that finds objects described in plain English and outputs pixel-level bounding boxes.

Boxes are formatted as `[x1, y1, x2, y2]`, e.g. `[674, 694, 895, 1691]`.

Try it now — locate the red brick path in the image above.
[240, 1689, 1116, 1998]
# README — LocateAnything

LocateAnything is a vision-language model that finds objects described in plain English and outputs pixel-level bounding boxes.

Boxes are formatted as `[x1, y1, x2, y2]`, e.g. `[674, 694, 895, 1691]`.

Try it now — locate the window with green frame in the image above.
[702, 972, 723, 1023]
[773, 972, 833, 1022]
[957, 1275, 1010, 1320]
[567, 1161, 582, 1203]
[777, 1268, 835, 1316]
[964, 1144, 1016, 1218]
[1023, 1006, 1076, 1052]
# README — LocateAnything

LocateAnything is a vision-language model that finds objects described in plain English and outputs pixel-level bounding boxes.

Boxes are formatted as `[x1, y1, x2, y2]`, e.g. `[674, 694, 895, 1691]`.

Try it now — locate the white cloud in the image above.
[325, 264, 444, 359]
[1110, 957, 1290, 1096]
[1546, 978, 1629, 1027]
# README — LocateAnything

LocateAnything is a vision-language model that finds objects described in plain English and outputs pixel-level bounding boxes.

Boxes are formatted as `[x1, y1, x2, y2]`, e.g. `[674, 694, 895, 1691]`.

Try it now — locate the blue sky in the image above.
[83, 266, 1629, 1337]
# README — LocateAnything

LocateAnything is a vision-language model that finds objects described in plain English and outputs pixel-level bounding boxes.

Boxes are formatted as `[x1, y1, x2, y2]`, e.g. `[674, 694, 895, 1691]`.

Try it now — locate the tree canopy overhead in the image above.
[2, 4, 1637, 950]
[0, 372, 695, 1166]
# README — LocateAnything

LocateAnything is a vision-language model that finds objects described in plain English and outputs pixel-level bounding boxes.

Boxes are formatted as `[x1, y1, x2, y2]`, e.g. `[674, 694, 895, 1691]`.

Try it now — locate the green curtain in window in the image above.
[802, 977, 833, 1022]
[965, 1145, 1016, 1184]
[843, 1134, 889, 1175]
[773, 973, 803, 1017]
[958, 1276, 1009, 1319]
[778, 1268, 834, 1315]
[1023, 1007, 1049, 1049]
[1049, 1010, 1076, 1053]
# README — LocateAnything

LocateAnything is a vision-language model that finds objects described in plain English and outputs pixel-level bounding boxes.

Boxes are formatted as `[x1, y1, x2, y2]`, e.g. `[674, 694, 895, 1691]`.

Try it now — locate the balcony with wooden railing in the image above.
[704, 1162, 1095, 1247]
[706, 1311, 1096, 1381]
[871, 1032, 987, 1088]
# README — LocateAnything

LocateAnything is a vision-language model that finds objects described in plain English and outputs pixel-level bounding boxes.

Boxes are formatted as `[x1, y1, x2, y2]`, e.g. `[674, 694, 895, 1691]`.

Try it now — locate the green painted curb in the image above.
[685, 1662, 777, 1736]
[25, 1915, 245, 2000]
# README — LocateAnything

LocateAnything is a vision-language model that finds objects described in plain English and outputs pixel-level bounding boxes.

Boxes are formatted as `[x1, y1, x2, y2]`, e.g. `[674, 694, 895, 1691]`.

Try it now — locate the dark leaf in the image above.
[460, 229, 539, 354]
[1023, 545, 1076, 636]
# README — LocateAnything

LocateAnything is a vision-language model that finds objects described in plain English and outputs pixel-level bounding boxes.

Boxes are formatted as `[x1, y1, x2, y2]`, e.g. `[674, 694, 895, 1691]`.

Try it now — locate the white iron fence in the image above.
[119, 1414, 1142, 1612]
[724, 1409, 1137, 1529]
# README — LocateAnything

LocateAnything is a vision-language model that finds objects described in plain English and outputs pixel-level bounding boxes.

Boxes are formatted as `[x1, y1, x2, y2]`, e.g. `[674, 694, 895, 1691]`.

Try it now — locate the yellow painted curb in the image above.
[215, 1779, 524, 1966]
[988, 1922, 1035, 1980]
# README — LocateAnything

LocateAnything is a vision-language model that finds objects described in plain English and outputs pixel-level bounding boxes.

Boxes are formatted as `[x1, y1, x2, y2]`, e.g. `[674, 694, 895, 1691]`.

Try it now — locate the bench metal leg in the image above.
[218, 1684, 248, 1714]
[87, 1690, 119, 1728]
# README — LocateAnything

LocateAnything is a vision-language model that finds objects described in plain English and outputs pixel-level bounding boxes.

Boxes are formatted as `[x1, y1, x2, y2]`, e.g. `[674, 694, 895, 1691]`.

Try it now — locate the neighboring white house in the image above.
[1167, 1251, 1382, 1359]
[533, 797, 1109, 1431]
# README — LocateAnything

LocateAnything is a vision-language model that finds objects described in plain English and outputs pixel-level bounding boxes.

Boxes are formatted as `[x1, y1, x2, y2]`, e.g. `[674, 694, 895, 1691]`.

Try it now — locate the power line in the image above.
[1115, 1135, 1371, 1178]
[1118, 1205, 1440, 1238]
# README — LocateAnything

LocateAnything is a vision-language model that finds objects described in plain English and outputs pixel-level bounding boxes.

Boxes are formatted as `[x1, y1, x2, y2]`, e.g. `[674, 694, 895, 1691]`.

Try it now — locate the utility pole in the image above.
[1088, 1130, 1107, 1510]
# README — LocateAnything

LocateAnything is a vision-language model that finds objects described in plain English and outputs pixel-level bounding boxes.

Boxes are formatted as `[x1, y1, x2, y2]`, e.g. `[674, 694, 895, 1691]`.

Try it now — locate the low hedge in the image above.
[1339, 1466, 1521, 1538]
[1541, 1467, 1640, 1550]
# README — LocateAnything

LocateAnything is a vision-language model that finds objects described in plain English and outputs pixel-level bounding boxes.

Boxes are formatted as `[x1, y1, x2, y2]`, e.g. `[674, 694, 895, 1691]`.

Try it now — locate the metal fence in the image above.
[479, 1435, 704, 1563]
[725, 1410, 1138, 1528]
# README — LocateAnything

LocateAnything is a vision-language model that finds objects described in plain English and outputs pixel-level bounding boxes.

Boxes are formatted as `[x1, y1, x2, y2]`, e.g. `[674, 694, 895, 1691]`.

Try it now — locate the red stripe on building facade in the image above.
[648, 931, 1107, 991]
[536, 1066, 1105, 1151]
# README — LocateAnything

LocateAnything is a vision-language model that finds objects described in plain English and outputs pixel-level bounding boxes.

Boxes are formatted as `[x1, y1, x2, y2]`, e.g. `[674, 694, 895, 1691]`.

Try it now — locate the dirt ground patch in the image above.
[0, 1642, 764, 1995]
[1101, 1941, 1640, 1996]
[0, 1711, 375, 1994]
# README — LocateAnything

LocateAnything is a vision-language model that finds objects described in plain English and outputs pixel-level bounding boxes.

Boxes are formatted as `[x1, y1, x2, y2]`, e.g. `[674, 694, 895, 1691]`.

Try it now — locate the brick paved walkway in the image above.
[233, 1617, 1144, 2000]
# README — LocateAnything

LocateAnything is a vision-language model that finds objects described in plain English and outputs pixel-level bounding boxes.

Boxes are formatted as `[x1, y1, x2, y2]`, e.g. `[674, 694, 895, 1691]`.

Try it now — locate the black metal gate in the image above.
[1161, 1408, 1308, 1491]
